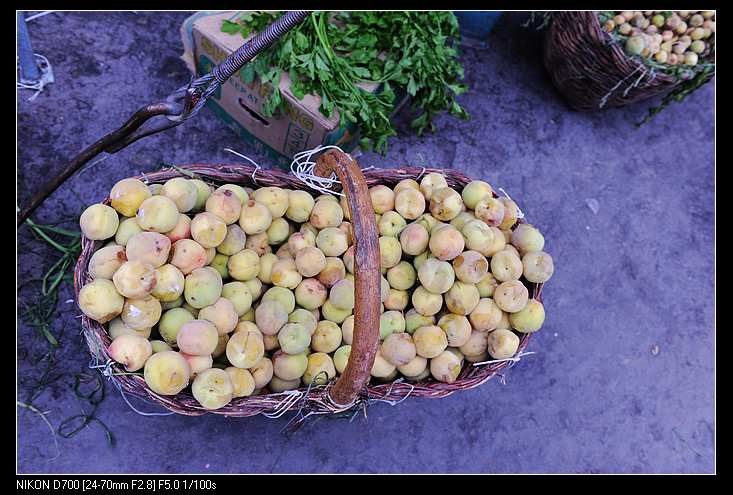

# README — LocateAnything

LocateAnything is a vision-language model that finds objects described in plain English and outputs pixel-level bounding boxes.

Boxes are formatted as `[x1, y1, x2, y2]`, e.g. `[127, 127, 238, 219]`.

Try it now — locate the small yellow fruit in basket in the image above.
[399, 223, 429, 256]
[143, 351, 191, 395]
[253, 187, 289, 218]
[239, 199, 273, 235]
[88, 244, 127, 280]
[295, 246, 327, 277]
[115, 217, 143, 246]
[181, 352, 213, 378]
[369, 185, 396, 214]
[289, 309, 318, 335]
[206, 189, 242, 225]
[108, 334, 152, 372]
[509, 299, 546, 333]
[309, 198, 343, 229]
[278, 323, 311, 355]
[169, 239, 207, 275]
[329, 279, 355, 311]
[321, 298, 352, 324]
[370, 349, 397, 378]
[438, 313, 472, 347]
[199, 297, 238, 335]
[444, 281, 480, 315]
[271, 258, 303, 289]
[227, 249, 260, 282]
[80, 204, 119, 240]
[184, 266, 222, 309]
[112, 260, 157, 299]
[395, 188, 426, 220]
[429, 224, 465, 261]
[487, 329, 520, 360]
[109, 178, 151, 217]
[190, 212, 227, 248]
[121, 296, 162, 331]
[295, 278, 328, 310]
[286, 190, 315, 223]
[161, 178, 198, 213]
[469, 297, 503, 332]
[221, 282, 253, 317]
[458, 330, 489, 357]
[255, 300, 289, 336]
[430, 187, 463, 221]
[216, 224, 246, 256]
[245, 232, 270, 256]
[302, 352, 337, 386]
[411, 286, 443, 316]
[452, 250, 488, 284]
[493, 280, 529, 314]
[157, 307, 194, 345]
[461, 180, 492, 209]
[511, 224, 545, 254]
[413, 325, 448, 359]
[312, 320, 343, 353]
[418, 257, 455, 294]
[379, 211, 407, 237]
[273, 350, 309, 381]
[226, 329, 265, 369]
[430, 350, 463, 384]
[491, 249, 524, 282]
[250, 357, 274, 389]
[150, 340, 172, 354]
[381, 333, 417, 366]
[176, 320, 219, 356]
[333, 345, 351, 374]
[522, 251, 555, 283]
[226, 367, 256, 397]
[387, 261, 416, 291]
[262, 286, 296, 314]
[419, 172, 448, 202]
[108, 317, 150, 340]
[125, 231, 171, 268]
[379, 310, 406, 340]
[267, 217, 291, 245]
[190, 179, 213, 211]
[316, 227, 349, 257]
[398, 354, 428, 378]
[192, 368, 233, 410]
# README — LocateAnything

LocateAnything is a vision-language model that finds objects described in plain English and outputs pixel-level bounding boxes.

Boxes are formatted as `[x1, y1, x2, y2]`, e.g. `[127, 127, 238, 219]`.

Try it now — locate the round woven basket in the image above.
[544, 11, 689, 111]
[74, 152, 543, 418]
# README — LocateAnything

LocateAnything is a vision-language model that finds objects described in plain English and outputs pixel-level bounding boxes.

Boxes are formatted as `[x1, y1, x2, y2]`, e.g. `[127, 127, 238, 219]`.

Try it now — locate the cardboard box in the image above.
[181, 11, 403, 168]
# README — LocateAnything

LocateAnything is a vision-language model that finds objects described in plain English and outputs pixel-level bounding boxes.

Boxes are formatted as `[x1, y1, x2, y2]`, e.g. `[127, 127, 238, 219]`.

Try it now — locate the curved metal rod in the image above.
[18, 11, 311, 226]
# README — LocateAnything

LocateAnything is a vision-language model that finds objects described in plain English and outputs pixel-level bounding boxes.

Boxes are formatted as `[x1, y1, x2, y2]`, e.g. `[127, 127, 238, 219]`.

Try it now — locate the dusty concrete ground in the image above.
[17, 11, 715, 473]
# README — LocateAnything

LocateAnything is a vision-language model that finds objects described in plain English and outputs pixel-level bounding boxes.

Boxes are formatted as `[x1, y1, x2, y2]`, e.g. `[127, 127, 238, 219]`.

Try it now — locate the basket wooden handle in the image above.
[314, 150, 380, 407]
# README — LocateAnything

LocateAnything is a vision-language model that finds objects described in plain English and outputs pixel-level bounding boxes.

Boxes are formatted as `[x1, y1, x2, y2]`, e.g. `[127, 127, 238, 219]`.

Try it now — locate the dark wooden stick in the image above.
[314, 150, 380, 406]
[17, 103, 174, 226]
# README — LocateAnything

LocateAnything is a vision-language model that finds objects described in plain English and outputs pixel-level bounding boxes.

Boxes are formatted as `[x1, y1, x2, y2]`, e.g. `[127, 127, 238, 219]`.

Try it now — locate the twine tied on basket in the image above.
[290, 145, 350, 196]
[89, 358, 175, 417]
[223, 148, 262, 185]
[471, 351, 537, 368]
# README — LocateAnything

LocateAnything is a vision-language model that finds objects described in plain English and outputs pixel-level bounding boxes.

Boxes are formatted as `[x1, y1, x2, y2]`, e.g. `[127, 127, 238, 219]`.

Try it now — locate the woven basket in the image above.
[544, 11, 699, 111]
[74, 151, 543, 418]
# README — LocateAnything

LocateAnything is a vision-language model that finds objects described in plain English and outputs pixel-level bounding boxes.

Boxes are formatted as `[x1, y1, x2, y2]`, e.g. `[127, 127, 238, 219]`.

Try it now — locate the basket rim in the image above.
[74, 163, 542, 418]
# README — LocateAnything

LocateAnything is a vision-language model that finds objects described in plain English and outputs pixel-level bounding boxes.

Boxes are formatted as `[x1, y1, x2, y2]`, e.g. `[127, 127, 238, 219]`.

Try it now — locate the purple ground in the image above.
[17, 12, 715, 474]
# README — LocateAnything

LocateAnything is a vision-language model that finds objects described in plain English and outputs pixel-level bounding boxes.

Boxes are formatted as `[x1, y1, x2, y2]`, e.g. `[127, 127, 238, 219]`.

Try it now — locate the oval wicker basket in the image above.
[74, 153, 543, 418]
[543, 11, 710, 111]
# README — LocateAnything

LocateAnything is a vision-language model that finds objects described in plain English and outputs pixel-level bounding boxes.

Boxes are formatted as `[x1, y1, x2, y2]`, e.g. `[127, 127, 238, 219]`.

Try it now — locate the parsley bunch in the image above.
[222, 11, 469, 154]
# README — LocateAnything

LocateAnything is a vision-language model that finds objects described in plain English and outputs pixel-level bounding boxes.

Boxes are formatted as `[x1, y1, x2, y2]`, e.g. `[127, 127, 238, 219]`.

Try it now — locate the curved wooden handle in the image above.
[314, 150, 380, 406]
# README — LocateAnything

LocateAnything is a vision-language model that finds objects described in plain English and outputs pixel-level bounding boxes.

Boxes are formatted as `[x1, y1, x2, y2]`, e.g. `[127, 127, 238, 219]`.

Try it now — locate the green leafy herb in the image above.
[221, 11, 469, 154]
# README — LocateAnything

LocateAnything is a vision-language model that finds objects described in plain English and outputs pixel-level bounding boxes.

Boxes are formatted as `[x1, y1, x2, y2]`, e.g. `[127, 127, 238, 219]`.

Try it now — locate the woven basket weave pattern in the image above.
[544, 11, 680, 111]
